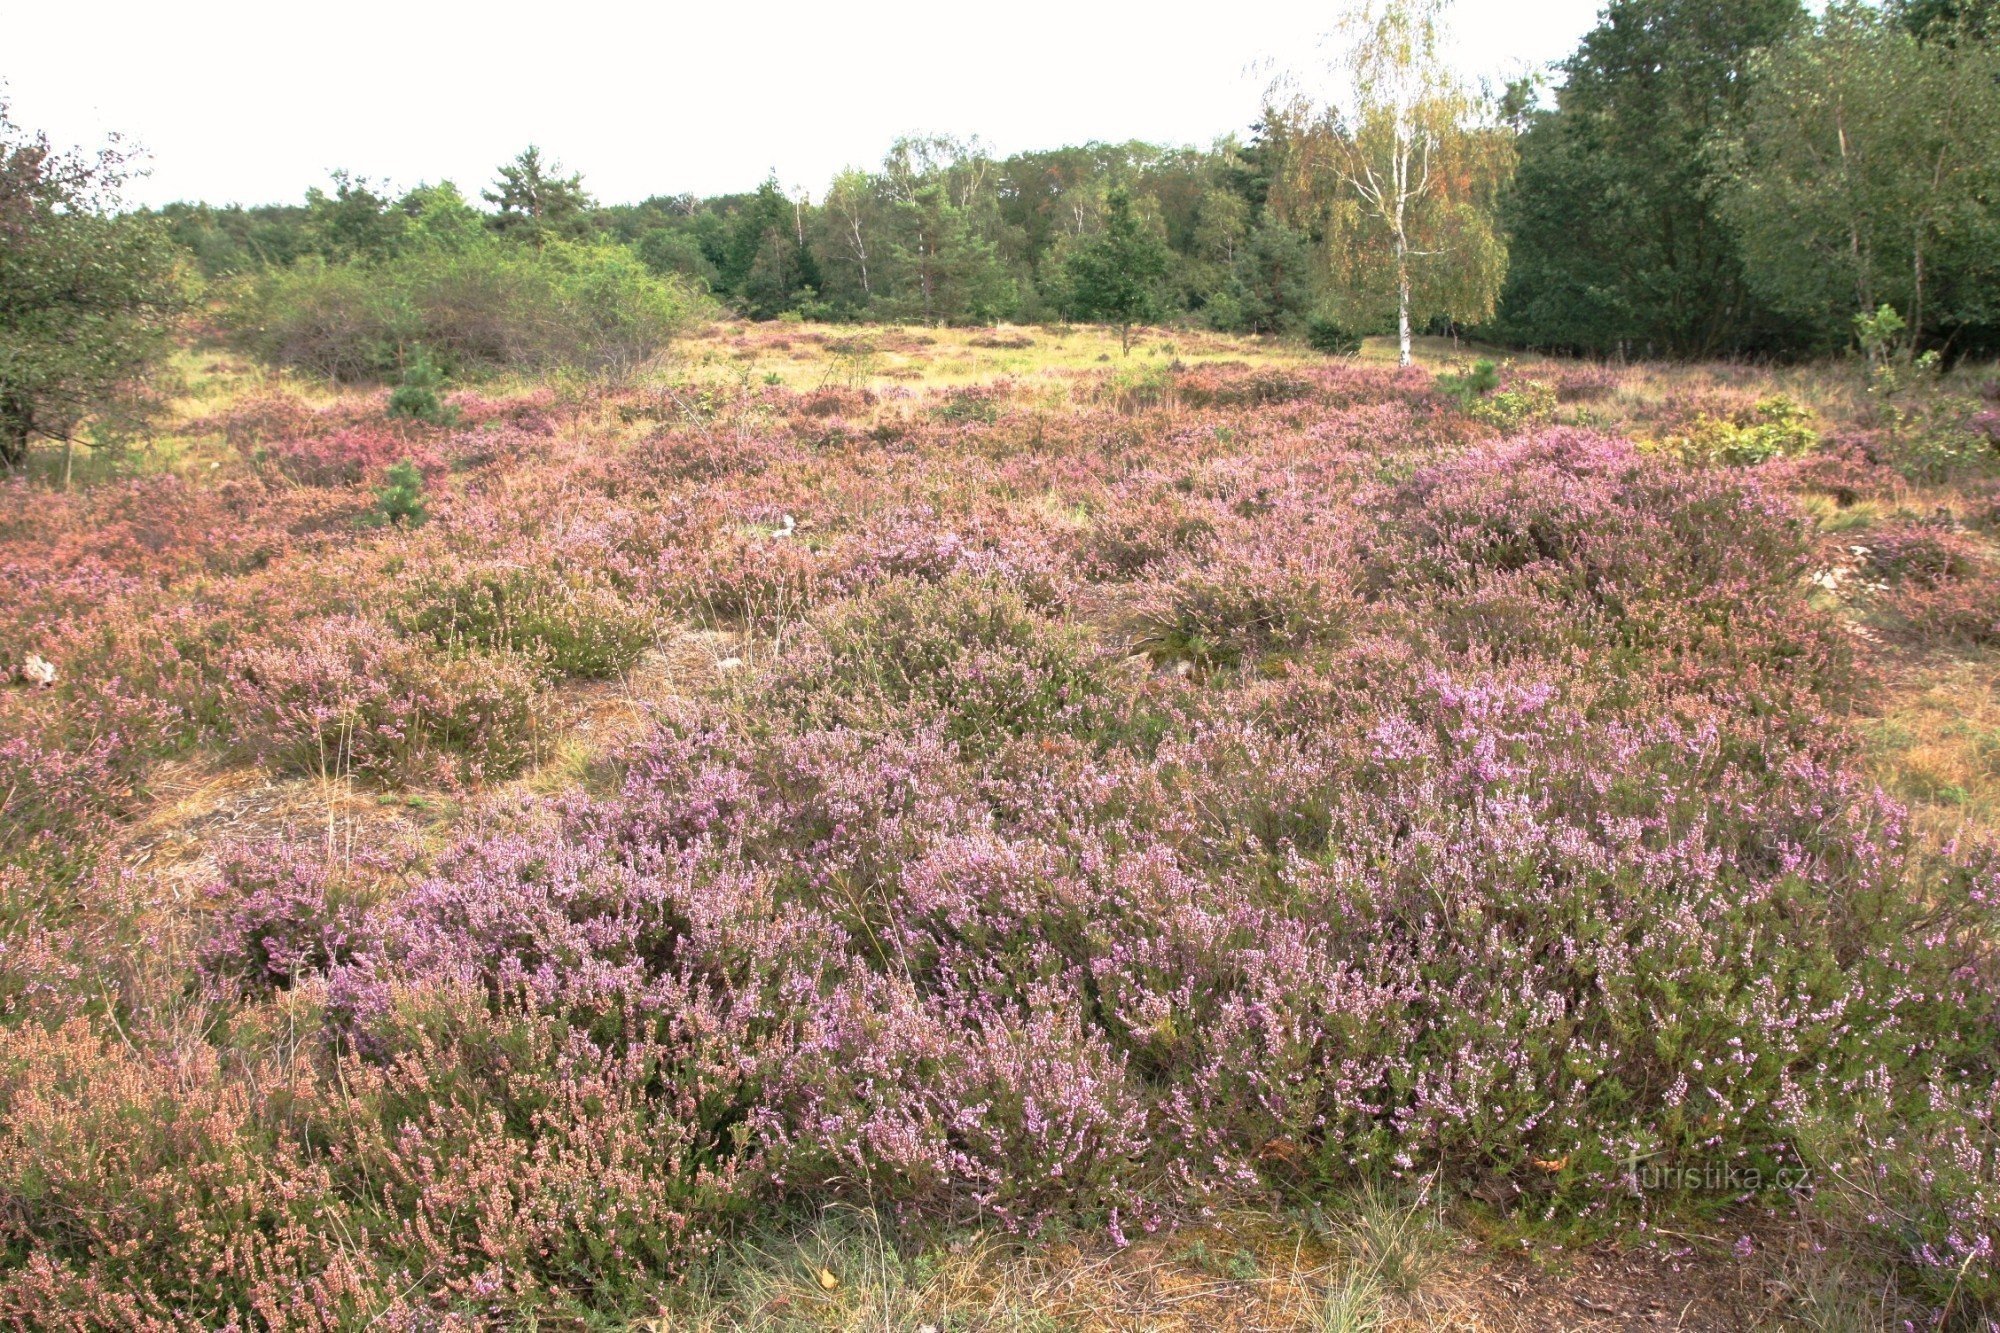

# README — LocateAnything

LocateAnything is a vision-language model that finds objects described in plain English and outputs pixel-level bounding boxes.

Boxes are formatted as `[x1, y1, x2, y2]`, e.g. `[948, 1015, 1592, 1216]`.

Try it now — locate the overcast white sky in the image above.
[5, 0, 1608, 209]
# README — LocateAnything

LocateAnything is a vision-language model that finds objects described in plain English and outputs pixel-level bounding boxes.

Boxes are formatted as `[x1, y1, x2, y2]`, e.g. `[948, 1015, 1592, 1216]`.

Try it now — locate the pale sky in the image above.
[4, 1, 1608, 209]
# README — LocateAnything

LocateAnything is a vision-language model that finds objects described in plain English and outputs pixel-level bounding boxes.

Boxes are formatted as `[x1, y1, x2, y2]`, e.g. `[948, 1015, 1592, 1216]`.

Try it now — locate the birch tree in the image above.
[1276, 0, 1512, 365]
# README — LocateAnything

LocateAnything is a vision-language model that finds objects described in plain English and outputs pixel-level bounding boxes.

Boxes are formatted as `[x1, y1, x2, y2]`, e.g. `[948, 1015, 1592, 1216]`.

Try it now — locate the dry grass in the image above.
[1859, 657, 2000, 844]
[634, 1202, 1787, 1332]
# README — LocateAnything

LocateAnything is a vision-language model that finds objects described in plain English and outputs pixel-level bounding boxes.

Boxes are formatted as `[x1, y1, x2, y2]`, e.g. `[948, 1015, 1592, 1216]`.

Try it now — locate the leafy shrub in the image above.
[1434, 359, 1499, 402]
[1435, 360, 1556, 432]
[1465, 378, 1556, 432]
[1664, 396, 1820, 465]
[225, 241, 703, 381]
[1304, 315, 1364, 356]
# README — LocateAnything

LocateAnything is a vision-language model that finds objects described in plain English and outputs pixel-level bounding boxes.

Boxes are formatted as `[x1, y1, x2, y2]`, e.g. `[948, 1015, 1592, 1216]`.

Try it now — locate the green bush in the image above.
[1304, 315, 1364, 356]
[386, 351, 457, 426]
[1437, 360, 1556, 432]
[225, 240, 705, 381]
[1435, 359, 1500, 402]
[369, 460, 428, 528]
[1666, 396, 1821, 466]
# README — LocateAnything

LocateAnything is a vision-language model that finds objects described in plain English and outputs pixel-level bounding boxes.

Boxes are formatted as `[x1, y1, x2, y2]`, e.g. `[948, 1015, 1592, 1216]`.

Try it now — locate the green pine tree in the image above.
[1065, 185, 1171, 354]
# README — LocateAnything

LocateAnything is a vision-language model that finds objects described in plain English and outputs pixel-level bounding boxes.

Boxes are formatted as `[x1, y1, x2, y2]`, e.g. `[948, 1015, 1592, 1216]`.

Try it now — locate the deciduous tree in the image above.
[1274, 0, 1514, 365]
[1721, 1, 2000, 349]
[0, 99, 190, 470]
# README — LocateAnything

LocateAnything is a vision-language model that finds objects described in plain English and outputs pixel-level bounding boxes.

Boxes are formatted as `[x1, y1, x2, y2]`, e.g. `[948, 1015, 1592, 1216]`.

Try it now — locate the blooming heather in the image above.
[0, 357, 1993, 1323]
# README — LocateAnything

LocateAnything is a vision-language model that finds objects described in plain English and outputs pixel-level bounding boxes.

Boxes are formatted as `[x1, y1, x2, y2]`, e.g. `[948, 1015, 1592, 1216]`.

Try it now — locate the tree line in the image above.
[151, 0, 1998, 363]
[6, 0, 2000, 466]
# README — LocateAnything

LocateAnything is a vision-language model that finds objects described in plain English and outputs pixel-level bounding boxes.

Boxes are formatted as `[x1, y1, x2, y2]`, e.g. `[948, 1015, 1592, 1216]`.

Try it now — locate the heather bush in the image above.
[1131, 546, 1355, 674]
[0, 1004, 743, 1322]
[1863, 519, 1984, 587]
[0, 732, 131, 885]
[1859, 519, 2000, 646]
[250, 423, 407, 486]
[7, 336, 2000, 1325]
[758, 576, 1108, 750]
[198, 841, 381, 995]
[1173, 364, 1315, 409]
[234, 616, 544, 784]
[1550, 362, 1621, 403]
[396, 558, 658, 680]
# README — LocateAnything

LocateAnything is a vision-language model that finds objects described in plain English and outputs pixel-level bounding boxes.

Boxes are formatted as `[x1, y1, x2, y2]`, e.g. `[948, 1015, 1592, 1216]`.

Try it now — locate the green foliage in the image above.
[1435, 359, 1500, 402]
[0, 99, 193, 469]
[1305, 314, 1364, 356]
[1721, 3, 2000, 350]
[1065, 185, 1171, 353]
[225, 240, 702, 380]
[1664, 396, 1821, 465]
[1200, 218, 1318, 334]
[1855, 303, 1910, 363]
[482, 145, 594, 242]
[369, 460, 428, 528]
[1435, 360, 1554, 432]
[724, 177, 822, 320]
[1493, 0, 1805, 357]
[386, 350, 456, 425]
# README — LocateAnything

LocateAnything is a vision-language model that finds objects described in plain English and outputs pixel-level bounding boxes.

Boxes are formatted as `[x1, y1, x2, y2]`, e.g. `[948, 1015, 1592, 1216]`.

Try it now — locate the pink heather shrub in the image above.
[0, 732, 132, 884]
[252, 424, 411, 487]
[1762, 438, 1905, 507]
[1862, 519, 2000, 647]
[759, 576, 1109, 751]
[758, 976, 1147, 1228]
[444, 387, 559, 433]
[652, 524, 829, 631]
[1549, 361, 1622, 403]
[1864, 519, 1985, 587]
[197, 841, 383, 996]
[0, 1004, 741, 1323]
[233, 616, 545, 785]
[394, 556, 660, 680]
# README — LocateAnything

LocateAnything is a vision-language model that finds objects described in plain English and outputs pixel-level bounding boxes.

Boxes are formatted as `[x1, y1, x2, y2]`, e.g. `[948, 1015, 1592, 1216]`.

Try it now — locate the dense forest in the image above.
[145, 0, 2000, 365]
